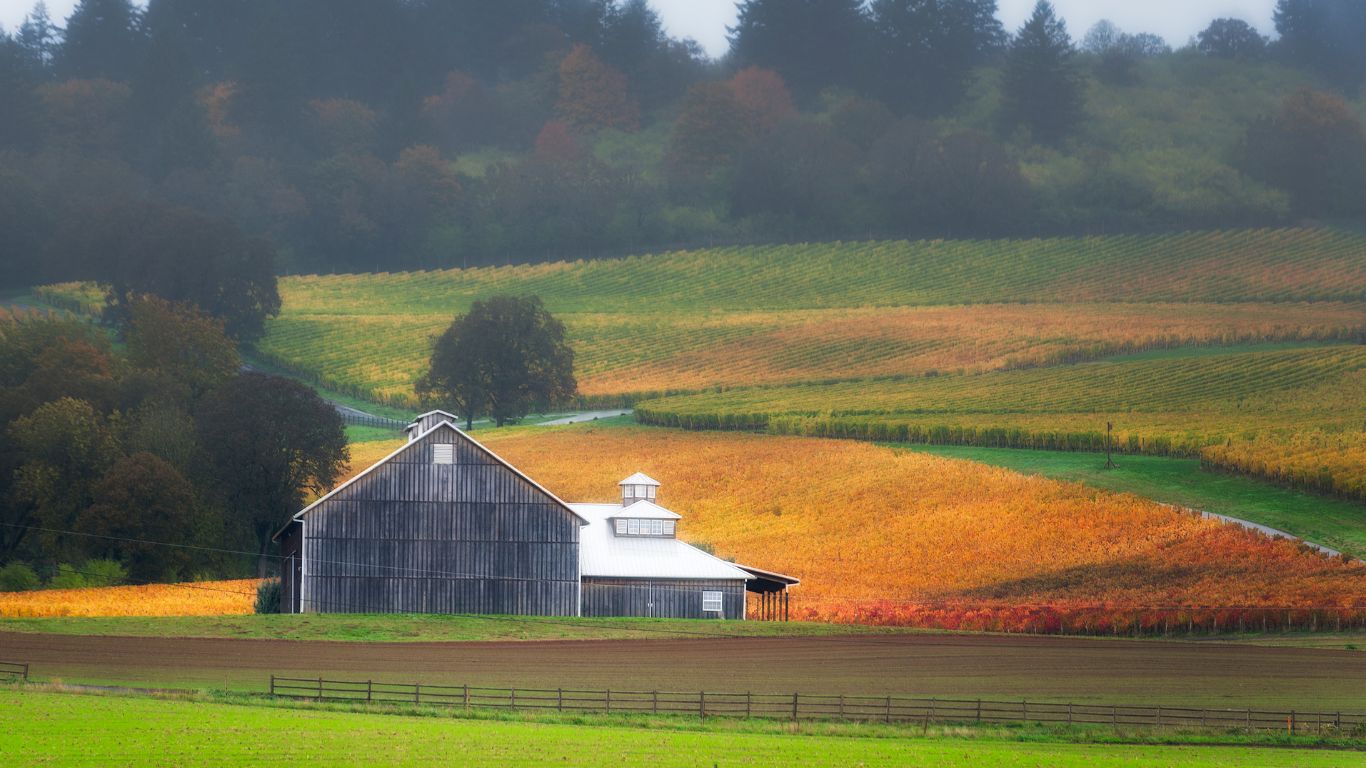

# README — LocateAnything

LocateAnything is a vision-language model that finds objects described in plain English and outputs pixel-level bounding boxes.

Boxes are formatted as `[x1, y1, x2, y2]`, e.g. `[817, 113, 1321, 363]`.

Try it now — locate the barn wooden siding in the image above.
[582, 578, 746, 620]
[299, 424, 582, 616]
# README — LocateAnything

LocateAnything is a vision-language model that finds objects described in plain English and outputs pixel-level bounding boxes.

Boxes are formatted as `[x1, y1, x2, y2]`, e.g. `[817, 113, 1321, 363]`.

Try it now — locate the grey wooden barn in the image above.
[274, 411, 797, 619]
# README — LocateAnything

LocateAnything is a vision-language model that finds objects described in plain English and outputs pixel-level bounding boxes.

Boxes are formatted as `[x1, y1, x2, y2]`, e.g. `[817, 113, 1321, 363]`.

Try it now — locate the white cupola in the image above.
[618, 472, 660, 507]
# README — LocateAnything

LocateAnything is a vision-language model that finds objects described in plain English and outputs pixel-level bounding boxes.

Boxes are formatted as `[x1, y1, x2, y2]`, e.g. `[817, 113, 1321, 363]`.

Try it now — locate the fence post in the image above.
[1245, 709, 1251, 729]
[1022, 699, 1028, 723]
[270, 674, 275, 696]
[1156, 705, 1161, 726]
[606, 689, 612, 712]
[746, 692, 752, 719]
[415, 683, 421, 705]
[886, 696, 892, 724]
[463, 684, 469, 710]
[838, 695, 845, 720]
[367, 679, 373, 703]
[792, 692, 799, 722]
[22, 663, 28, 682]
[558, 688, 563, 712]
[511, 688, 517, 711]
[928, 698, 935, 724]
[976, 699, 982, 723]
[1067, 703, 1072, 725]
[652, 690, 658, 714]
[1112, 705, 1117, 726]
[317, 677, 323, 702]
[1289, 711, 1296, 734]
[699, 691, 705, 720]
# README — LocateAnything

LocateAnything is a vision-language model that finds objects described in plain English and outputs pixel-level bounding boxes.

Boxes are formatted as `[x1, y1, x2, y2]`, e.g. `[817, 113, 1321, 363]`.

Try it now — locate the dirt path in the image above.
[4, 632, 1362, 710]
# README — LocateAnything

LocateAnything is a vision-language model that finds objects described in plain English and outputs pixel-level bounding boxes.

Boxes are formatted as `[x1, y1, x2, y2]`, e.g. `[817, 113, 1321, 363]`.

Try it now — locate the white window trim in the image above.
[702, 590, 723, 613]
[432, 444, 455, 464]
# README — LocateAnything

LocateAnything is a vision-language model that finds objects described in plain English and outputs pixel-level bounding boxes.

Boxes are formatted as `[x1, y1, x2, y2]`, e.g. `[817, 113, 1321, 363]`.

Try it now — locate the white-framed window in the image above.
[615, 519, 628, 535]
[649, 519, 663, 536]
[645, 485, 656, 500]
[702, 591, 723, 613]
[663, 520, 676, 536]
[432, 444, 455, 464]
[627, 519, 640, 535]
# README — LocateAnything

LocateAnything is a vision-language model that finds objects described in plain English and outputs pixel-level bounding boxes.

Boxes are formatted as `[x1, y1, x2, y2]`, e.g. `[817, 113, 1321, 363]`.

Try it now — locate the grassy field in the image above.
[902, 446, 1366, 558]
[6, 690, 1361, 767]
[0, 614, 922, 642]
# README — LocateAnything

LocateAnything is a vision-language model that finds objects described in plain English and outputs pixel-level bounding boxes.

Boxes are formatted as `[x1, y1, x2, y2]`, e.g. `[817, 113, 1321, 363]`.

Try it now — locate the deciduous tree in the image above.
[555, 43, 638, 133]
[1196, 18, 1268, 59]
[417, 295, 576, 429]
[197, 373, 347, 576]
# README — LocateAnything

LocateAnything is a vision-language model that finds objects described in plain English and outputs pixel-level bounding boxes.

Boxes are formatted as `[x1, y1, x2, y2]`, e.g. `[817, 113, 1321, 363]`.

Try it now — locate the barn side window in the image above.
[615, 519, 628, 535]
[702, 591, 723, 613]
[663, 520, 676, 536]
[432, 444, 455, 464]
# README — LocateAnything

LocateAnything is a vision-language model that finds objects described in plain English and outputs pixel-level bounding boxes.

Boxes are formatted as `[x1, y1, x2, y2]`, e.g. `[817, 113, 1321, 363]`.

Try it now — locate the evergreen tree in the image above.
[16, 2, 61, 74]
[999, 0, 1083, 145]
[57, 0, 145, 81]
[1274, 0, 1366, 91]
[729, 0, 871, 102]
[869, 0, 1005, 115]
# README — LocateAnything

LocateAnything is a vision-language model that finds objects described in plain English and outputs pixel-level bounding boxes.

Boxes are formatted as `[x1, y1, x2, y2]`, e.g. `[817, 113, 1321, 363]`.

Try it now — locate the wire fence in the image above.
[268, 676, 1366, 734]
[0, 661, 29, 682]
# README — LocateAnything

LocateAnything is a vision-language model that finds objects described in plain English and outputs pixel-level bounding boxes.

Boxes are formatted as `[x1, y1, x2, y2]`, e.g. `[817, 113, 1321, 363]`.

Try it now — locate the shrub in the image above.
[255, 577, 281, 614]
[0, 562, 41, 592]
[49, 559, 128, 589]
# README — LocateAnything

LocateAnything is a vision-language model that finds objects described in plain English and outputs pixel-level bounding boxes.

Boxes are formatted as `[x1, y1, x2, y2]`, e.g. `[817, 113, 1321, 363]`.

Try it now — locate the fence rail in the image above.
[0, 661, 29, 682]
[268, 675, 1365, 733]
[336, 411, 408, 431]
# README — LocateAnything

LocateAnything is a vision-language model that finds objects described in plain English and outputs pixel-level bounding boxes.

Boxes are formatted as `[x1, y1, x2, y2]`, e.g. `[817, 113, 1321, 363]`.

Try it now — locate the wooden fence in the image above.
[268, 676, 1365, 733]
[0, 661, 29, 682]
[336, 411, 408, 431]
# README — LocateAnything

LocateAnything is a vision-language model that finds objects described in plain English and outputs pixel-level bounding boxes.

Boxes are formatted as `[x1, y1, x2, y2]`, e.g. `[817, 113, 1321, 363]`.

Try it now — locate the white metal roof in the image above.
[569, 503, 752, 581]
[618, 472, 661, 486]
[578, 500, 680, 520]
[283, 420, 589, 533]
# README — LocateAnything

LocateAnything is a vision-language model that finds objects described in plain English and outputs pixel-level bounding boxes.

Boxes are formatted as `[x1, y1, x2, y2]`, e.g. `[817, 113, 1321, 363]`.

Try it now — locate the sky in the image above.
[3, 1, 1280, 58]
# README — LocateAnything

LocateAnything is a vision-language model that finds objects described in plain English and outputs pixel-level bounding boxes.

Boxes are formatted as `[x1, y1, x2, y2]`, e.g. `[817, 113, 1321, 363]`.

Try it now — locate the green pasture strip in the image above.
[3, 689, 1361, 767]
[243, 353, 417, 422]
[0, 614, 921, 643]
[901, 446, 1366, 558]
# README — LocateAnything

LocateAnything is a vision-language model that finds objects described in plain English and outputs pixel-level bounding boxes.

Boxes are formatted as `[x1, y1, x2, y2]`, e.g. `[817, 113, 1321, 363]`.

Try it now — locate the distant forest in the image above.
[3, 0, 1366, 287]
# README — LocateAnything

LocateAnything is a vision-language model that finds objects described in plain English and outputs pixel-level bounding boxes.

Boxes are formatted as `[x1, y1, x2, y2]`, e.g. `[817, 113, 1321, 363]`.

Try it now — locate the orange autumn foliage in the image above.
[470, 427, 1366, 632]
[556, 44, 638, 133]
[0, 579, 259, 618]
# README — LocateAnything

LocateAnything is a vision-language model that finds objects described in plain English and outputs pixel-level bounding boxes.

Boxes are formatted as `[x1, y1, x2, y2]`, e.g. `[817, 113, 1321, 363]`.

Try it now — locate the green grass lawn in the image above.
[4, 690, 1361, 767]
[0, 613, 921, 643]
[902, 445, 1366, 558]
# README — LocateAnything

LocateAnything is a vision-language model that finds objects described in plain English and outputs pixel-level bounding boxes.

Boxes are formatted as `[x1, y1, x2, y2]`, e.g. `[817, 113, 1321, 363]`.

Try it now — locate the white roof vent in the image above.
[619, 472, 660, 506]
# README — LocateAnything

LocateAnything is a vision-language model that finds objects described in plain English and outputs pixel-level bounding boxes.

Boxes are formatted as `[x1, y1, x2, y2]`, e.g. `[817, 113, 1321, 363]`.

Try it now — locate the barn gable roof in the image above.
[570, 503, 752, 581]
[273, 419, 588, 540]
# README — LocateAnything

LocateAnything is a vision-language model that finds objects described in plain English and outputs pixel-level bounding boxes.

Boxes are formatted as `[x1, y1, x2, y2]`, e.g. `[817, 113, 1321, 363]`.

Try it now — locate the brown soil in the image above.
[5, 631, 1364, 710]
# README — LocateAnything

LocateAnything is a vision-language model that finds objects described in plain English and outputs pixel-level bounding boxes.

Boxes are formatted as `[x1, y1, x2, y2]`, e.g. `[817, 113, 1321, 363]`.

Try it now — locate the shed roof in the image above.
[570, 503, 752, 581]
[574, 501, 680, 520]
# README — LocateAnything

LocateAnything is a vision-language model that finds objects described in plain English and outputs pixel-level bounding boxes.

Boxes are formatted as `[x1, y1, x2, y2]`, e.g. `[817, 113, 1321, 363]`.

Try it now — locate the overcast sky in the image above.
[3, 1, 1279, 57]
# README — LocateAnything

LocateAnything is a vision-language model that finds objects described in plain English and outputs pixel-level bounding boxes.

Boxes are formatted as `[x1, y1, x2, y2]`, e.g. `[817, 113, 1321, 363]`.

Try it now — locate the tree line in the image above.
[1, 0, 1364, 286]
[0, 301, 348, 589]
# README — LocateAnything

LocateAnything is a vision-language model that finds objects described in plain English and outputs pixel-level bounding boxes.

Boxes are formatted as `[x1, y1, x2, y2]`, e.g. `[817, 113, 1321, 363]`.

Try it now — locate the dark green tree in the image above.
[56, 0, 145, 81]
[729, 0, 871, 102]
[999, 0, 1084, 145]
[1275, 0, 1366, 90]
[197, 373, 348, 576]
[869, 0, 1005, 115]
[78, 452, 202, 582]
[1241, 88, 1366, 216]
[417, 295, 577, 429]
[16, 2, 62, 73]
[1196, 18, 1267, 59]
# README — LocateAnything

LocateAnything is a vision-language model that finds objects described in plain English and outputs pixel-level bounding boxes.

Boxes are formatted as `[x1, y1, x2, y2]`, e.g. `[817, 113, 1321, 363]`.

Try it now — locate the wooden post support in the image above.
[367, 679, 373, 703]
[1289, 711, 1296, 734]
[838, 695, 845, 720]
[269, 674, 275, 696]
[1156, 705, 1161, 726]
[652, 691, 658, 714]
[1067, 703, 1073, 725]
[557, 688, 563, 711]
[1022, 699, 1027, 723]
[976, 699, 982, 723]
[699, 691, 705, 720]
[463, 684, 469, 710]
[606, 689, 611, 712]
[317, 677, 323, 702]
[415, 684, 421, 705]
[886, 696, 892, 724]
[511, 688, 517, 711]
[792, 692, 799, 721]
[1246, 709, 1251, 729]
[746, 692, 752, 719]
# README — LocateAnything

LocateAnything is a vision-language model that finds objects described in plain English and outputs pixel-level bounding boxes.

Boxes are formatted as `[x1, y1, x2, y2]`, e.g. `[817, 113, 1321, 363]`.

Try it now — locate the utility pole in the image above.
[1104, 421, 1118, 469]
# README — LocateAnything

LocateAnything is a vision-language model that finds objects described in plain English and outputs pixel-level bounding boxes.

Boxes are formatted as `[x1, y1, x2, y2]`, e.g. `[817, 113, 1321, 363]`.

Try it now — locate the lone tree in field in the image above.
[197, 373, 348, 577]
[417, 295, 576, 430]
